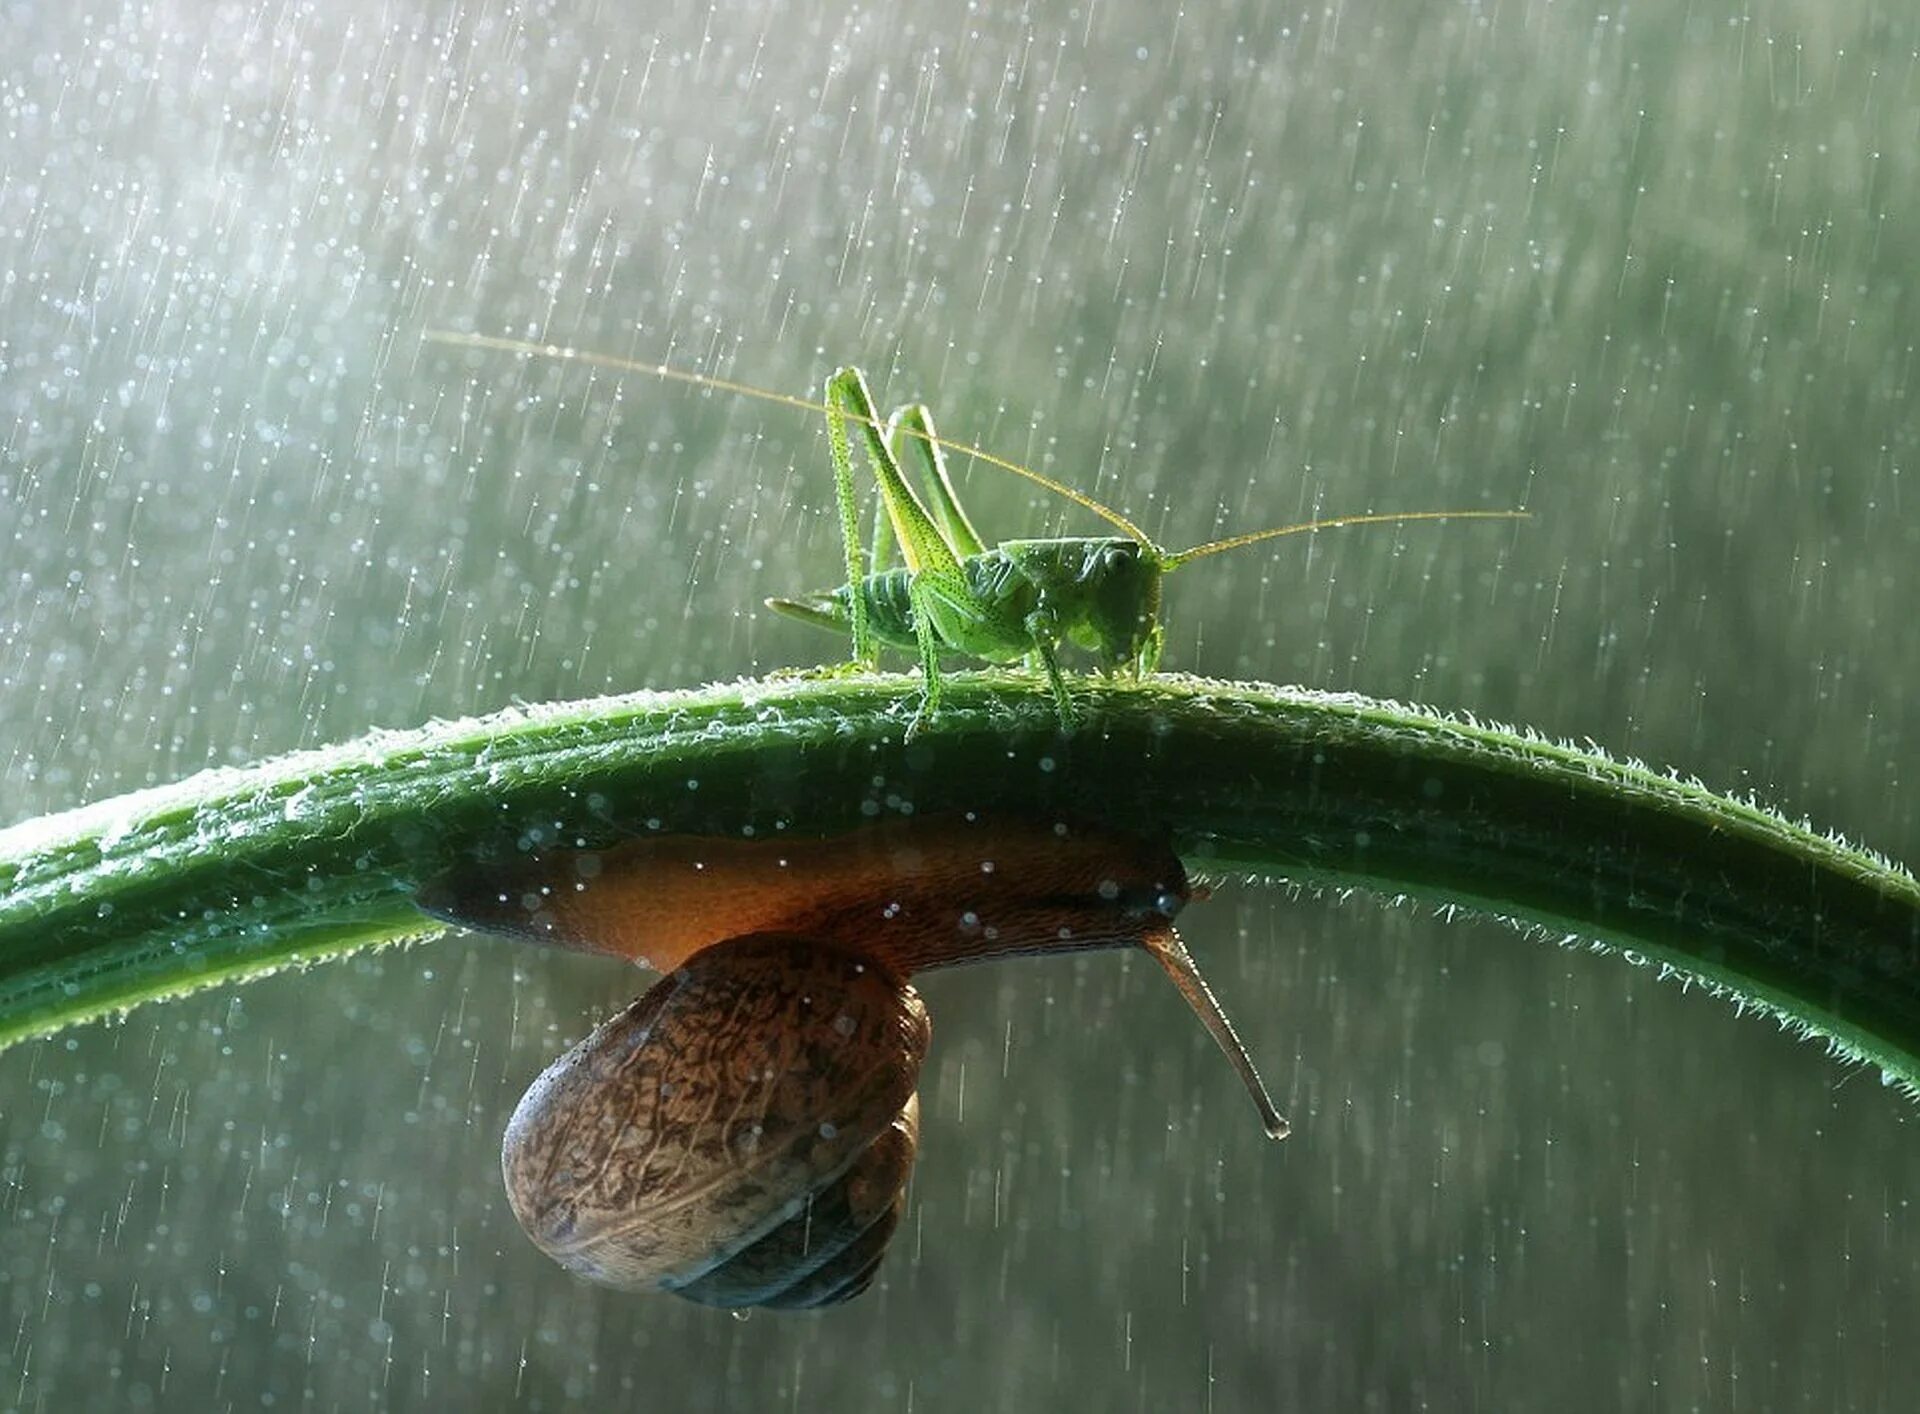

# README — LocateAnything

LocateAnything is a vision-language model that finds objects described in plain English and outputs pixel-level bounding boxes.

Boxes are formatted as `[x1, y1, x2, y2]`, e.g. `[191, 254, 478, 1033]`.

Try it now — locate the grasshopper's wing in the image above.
[887, 404, 986, 558]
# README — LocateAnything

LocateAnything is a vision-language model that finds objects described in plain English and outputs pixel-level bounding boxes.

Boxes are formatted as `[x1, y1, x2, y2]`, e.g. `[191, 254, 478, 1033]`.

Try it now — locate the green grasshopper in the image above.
[429, 333, 1528, 730]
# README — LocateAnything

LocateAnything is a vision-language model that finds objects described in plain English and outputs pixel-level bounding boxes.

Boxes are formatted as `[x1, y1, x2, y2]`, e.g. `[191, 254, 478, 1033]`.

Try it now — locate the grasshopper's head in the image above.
[1070, 539, 1164, 669]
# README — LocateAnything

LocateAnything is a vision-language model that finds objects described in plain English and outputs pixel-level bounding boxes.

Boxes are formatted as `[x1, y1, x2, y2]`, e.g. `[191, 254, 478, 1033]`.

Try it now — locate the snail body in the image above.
[420, 814, 1283, 1309]
[416, 814, 1201, 975]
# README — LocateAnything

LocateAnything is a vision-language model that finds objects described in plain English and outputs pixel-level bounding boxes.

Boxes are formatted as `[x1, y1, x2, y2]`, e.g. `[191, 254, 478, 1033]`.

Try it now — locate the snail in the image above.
[417, 814, 1284, 1309]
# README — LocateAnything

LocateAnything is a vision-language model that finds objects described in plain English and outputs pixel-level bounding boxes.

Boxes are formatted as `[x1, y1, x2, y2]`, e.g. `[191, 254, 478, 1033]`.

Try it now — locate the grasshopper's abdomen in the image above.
[765, 573, 920, 651]
[853, 569, 922, 652]
[772, 556, 1041, 663]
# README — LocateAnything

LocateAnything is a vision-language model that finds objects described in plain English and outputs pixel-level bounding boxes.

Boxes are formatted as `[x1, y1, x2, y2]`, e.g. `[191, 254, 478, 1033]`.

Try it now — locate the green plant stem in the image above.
[2, 672, 1916, 1083]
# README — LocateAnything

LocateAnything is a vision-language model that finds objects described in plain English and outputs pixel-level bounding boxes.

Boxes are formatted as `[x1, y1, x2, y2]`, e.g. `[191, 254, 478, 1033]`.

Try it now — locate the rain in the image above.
[1, 0, 1916, 1407]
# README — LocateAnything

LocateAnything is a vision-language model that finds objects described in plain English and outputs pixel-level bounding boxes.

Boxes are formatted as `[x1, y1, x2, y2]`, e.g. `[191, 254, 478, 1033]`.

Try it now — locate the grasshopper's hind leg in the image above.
[888, 404, 986, 558]
[904, 581, 947, 736]
[822, 372, 880, 667]
[826, 368, 986, 732]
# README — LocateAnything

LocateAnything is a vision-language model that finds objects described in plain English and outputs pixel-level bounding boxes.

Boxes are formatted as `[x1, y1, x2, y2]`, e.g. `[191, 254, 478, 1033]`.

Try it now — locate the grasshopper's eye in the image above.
[1102, 546, 1130, 571]
[1155, 891, 1182, 918]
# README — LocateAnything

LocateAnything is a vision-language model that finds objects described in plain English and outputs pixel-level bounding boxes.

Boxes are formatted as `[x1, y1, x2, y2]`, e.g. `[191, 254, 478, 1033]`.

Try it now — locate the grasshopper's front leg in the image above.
[1022, 614, 1078, 728]
[1134, 622, 1164, 677]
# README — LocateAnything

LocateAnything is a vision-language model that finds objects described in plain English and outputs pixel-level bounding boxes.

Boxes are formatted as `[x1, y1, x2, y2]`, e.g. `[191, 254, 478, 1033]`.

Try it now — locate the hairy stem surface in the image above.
[2, 672, 1915, 1083]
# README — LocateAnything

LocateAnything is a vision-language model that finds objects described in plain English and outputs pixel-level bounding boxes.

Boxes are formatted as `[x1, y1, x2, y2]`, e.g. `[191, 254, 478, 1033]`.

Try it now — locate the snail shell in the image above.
[501, 932, 929, 1308]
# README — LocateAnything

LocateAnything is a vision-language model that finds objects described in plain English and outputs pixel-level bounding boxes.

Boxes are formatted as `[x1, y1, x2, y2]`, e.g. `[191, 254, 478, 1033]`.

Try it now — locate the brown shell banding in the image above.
[500, 933, 928, 1293]
[421, 813, 1189, 975]
[672, 1096, 919, 1309]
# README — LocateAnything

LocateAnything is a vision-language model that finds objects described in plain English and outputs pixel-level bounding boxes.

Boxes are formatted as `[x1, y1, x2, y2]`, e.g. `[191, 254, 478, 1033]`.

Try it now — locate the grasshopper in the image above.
[428, 334, 1528, 730]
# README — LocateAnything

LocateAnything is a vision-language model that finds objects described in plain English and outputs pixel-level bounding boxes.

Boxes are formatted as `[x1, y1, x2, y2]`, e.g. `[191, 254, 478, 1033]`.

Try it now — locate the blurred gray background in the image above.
[2, 0, 1916, 1408]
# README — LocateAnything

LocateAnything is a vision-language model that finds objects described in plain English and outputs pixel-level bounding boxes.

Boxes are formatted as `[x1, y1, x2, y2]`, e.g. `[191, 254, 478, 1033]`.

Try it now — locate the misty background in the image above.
[1, 0, 1916, 1408]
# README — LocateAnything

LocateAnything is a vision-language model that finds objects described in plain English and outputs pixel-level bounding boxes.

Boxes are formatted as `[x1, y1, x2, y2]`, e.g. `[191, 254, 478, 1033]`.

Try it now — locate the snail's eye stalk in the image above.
[1139, 926, 1290, 1141]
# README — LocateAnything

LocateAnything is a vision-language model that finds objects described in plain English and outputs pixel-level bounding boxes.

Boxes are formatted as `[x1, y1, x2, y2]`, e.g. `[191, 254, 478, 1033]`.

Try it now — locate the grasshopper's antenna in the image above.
[421, 330, 1154, 544]
[1162, 509, 1531, 570]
